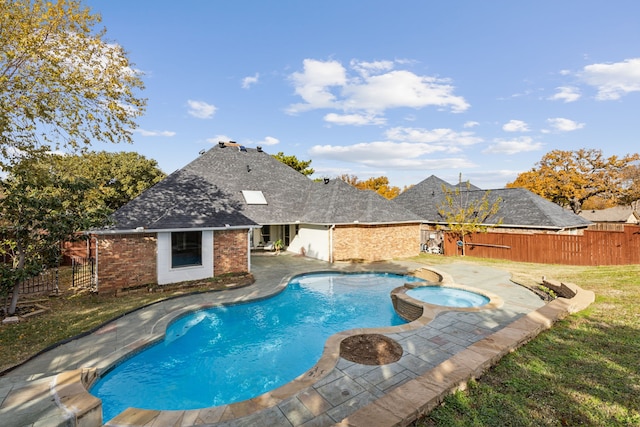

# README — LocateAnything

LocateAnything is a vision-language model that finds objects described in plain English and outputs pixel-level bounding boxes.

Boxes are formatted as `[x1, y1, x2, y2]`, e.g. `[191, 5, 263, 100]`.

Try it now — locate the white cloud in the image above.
[287, 58, 469, 116]
[385, 127, 482, 148]
[324, 113, 386, 126]
[206, 134, 233, 144]
[484, 137, 543, 155]
[187, 100, 217, 119]
[310, 142, 475, 169]
[135, 129, 176, 137]
[463, 121, 479, 128]
[549, 86, 581, 103]
[547, 117, 585, 132]
[287, 59, 347, 113]
[502, 120, 530, 132]
[580, 58, 640, 100]
[242, 73, 259, 89]
[308, 125, 481, 171]
[349, 59, 394, 77]
[256, 136, 279, 146]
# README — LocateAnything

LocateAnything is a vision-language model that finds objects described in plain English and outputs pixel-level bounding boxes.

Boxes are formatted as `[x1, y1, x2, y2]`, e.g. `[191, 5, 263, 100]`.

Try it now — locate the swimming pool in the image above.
[406, 286, 490, 307]
[91, 272, 425, 421]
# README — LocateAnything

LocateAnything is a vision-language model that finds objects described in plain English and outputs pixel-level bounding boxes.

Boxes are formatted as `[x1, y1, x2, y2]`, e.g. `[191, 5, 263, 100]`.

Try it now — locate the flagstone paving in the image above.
[0, 254, 594, 426]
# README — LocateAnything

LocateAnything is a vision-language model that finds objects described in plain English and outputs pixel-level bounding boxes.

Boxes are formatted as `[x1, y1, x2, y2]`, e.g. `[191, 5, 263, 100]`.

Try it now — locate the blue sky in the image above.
[86, 0, 640, 189]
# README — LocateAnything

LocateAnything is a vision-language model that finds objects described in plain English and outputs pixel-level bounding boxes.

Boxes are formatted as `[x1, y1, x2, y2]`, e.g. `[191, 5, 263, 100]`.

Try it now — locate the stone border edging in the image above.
[333, 282, 595, 426]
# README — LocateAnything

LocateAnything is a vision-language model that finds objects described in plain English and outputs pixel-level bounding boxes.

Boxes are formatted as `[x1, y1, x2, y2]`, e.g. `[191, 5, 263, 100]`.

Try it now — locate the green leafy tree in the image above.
[49, 151, 165, 211]
[0, 0, 146, 168]
[1, 155, 108, 315]
[438, 175, 502, 256]
[272, 152, 314, 176]
[507, 149, 640, 214]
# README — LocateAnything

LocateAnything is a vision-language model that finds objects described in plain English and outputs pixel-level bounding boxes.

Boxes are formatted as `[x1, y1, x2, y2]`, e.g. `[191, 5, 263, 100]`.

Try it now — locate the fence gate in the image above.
[72, 257, 96, 291]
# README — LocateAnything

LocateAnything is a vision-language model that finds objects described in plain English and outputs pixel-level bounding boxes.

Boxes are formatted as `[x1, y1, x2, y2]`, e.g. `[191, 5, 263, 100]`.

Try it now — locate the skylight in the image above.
[242, 190, 267, 205]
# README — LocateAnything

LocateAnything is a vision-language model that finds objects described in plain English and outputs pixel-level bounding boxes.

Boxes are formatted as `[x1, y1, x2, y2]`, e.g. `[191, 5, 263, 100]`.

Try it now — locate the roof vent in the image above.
[199, 149, 205, 155]
[257, 146, 263, 152]
[246, 164, 251, 172]
[218, 141, 225, 148]
[324, 178, 330, 184]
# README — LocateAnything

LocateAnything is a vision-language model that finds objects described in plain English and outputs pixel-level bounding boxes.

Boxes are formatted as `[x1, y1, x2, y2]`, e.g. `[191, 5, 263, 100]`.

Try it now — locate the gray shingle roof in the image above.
[105, 168, 257, 230]
[579, 206, 640, 223]
[302, 179, 422, 224]
[395, 175, 592, 230]
[103, 145, 422, 231]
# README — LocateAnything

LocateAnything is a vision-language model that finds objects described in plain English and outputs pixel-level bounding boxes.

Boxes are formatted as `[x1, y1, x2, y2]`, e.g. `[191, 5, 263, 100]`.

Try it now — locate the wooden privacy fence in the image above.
[442, 225, 640, 266]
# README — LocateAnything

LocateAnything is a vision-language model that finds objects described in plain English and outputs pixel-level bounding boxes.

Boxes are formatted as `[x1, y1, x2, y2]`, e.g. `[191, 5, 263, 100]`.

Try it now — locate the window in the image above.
[171, 231, 202, 268]
[261, 225, 271, 244]
[242, 190, 267, 205]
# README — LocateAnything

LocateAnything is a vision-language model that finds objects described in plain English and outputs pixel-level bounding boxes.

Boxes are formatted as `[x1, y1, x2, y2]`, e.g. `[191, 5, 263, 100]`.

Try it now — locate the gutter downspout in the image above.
[329, 224, 335, 263]
[91, 235, 99, 292]
[247, 228, 252, 273]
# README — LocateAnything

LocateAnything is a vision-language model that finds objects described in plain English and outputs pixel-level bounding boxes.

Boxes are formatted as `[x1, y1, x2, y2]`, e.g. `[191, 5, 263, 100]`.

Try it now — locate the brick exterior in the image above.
[332, 223, 421, 262]
[214, 229, 249, 275]
[96, 233, 157, 295]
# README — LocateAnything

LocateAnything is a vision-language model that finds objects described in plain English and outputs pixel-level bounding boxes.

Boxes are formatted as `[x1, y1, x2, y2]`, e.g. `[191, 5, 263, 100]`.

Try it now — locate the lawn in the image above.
[409, 255, 640, 427]
[1, 256, 638, 426]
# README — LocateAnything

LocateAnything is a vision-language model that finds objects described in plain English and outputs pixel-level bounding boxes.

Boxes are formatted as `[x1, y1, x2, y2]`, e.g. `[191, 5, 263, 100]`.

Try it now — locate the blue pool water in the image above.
[91, 272, 424, 421]
[406, 286, 489, 307]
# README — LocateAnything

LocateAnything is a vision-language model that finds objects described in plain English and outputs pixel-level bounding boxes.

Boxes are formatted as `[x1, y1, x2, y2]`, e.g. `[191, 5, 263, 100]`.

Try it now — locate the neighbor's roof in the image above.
[395, 175, 592, 230]
[102, 144, 422, 231]
[579, 206, 640, 223]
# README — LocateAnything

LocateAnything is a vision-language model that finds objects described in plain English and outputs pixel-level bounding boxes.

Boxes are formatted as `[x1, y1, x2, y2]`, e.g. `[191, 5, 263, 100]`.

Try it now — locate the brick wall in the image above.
[96, 233, 157, 294]
[61, 238, 96, 265]
[332, 223, 421, 262]
[214, 229, 249, 274]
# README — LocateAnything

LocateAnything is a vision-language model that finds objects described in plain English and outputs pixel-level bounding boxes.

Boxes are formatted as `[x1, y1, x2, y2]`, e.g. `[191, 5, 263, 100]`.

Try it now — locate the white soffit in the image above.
[242, 190, 268, 205]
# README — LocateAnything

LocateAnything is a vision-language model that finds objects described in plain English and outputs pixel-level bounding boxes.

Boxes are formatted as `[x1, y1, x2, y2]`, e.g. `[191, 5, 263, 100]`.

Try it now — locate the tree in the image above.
[48, 151, 165, 211]
[272, 152, 314, 176]
[437, 175, 502, 256]
[338, 174, 402, 200]
[0, 0, 146, 168]
[619, 164, 640, 209]
[1, 155, 107, 315]
[507, 149, 640, 214]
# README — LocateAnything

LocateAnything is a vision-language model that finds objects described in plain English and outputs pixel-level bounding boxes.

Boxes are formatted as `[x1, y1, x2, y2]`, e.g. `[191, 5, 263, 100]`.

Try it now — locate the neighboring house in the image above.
[89, 143, 423, 293]
[394, 175, 592, 240]
[579, 206, 640, 224]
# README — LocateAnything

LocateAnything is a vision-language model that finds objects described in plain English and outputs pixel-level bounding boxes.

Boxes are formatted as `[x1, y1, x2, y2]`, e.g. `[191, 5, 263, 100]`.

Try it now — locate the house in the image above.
[89, 143, 423, 294]
[394, 175, 592, 249]
[579, 206, 640, 224]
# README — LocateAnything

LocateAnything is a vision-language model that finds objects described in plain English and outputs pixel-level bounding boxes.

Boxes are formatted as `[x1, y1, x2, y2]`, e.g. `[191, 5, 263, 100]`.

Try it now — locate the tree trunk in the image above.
[569, 197, 582, 214]
[8, 241, 26, 316]
[8, 281, 20, 316]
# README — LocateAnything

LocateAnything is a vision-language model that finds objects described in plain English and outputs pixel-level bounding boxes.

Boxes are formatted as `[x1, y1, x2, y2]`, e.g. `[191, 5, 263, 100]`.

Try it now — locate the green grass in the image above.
[409, 255, 640, 427]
